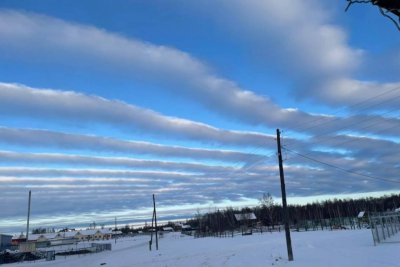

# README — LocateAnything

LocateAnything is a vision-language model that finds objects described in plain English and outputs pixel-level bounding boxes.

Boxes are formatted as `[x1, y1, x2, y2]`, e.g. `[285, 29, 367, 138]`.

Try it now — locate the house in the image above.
[11, 233, 26, 245]
[28, 233, 60, 242]
[25, 233, 62, 248]
[76, 230, 98, 241]
[11, 228, 116, 248]
[99, 228, 114, 240]
[111, 230, 122, 237]
[162, 227, 174, 232]
[76, 229, 114, 241]
[234, 213, 257, 234]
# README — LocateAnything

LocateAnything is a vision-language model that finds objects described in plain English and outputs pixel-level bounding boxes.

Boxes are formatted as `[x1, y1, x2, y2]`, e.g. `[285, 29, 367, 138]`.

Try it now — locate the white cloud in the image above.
[321, 79, 400, 108]
[186, 1, 400, 111]
[0, 127, 264, 163]
[1, 9, 397, 137]
[0, 82, 275, 147]
[0, 150, 235, 173]
[224, 0, 361, 77]
[0, 10, 320, 129]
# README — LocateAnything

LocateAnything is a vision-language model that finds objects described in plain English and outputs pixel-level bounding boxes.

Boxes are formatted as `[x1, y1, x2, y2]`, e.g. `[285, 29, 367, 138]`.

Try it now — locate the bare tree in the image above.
[259, 193, 276, 228]
[345, 0, 400, 30]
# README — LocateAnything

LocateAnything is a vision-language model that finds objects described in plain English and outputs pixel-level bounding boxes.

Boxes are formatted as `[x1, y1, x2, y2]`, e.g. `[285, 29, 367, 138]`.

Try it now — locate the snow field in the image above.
[7, 229, 400, 267]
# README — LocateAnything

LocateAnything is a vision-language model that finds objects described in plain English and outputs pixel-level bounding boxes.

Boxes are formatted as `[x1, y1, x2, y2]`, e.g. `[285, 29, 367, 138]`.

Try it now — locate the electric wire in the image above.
[280, 86, 400, 163]
[282, 146, 400, 184]
[284, 85, 400, 137]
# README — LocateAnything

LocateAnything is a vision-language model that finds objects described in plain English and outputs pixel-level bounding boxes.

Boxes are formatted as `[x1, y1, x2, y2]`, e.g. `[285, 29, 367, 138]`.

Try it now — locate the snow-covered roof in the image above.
[163, 227, 174, 231]
[28, 234, 43, 241]
[61, 231, 78, 238]
[395, 207, 400, 212]
[80, 229, 98, 236]
[357, 211, 365, 218]
[77, 229, 113, 236]
[181, 225, 191, 229]
[12, 234, 26, 240]
[27, 233, 58, 241]
[99, 228, 114, 234]
[234, 213, 257, 221]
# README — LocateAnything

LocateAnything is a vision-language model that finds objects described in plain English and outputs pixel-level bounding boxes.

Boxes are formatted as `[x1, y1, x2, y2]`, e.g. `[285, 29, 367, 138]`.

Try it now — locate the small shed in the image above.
[234, 213, 257, 221]
[234, 213, 257, 234]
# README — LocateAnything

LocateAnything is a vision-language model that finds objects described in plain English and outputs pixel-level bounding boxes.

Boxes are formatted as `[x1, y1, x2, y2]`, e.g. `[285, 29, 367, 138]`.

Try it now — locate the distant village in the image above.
[0, 220, 196, 255]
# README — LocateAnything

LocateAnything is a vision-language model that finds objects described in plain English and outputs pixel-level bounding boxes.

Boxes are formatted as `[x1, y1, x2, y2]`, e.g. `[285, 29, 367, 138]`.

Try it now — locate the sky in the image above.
[0, 0, 399, 234]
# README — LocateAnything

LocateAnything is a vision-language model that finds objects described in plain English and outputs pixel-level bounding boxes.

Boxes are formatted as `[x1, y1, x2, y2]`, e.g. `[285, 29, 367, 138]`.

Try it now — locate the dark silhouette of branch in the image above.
[345, 0, 400, 31]
[345, 0, 372, 12]
[379, 7, 400, 30]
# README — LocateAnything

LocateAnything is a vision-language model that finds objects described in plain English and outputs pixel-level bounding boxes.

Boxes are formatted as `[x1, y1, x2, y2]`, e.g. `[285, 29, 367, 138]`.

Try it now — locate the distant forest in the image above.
[117, 193, 400, 235]
[184, 193, 400, 233]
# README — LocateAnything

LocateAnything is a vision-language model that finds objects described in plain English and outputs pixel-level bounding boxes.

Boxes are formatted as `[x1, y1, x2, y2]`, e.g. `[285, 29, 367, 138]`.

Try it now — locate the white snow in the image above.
[7, 229, 400, 267]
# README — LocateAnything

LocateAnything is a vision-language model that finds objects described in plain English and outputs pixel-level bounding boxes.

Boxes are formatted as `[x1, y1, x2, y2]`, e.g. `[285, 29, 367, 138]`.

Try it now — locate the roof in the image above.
[12, 234, 26, 240]
[27, 233, 58, 241]
[78, 229, 113, 235]
[357, 211, 365, 218]
[163, 227, 174, 231]
[234, 213, 257, 221]
[79, 229, 98, 235]
[13, 228, 115, 242]
[61, 231, 78, 238]
[99, 228, 114, 234]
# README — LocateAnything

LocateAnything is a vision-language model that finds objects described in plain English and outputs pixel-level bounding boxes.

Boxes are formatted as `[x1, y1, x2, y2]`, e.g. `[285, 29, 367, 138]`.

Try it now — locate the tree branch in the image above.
[378, 7, 400, 31]
[345, 0, 400, 31]
[345, 0, 372, 12]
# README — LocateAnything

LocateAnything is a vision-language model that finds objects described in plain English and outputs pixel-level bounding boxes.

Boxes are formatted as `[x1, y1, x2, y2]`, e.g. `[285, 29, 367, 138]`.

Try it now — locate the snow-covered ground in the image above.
[7, 229, 400, 267]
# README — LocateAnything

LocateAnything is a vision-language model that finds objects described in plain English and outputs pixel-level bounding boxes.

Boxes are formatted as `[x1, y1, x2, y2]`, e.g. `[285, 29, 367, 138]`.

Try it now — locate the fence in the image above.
[369, 212, 400, 245]
[91, 243, 112, 252]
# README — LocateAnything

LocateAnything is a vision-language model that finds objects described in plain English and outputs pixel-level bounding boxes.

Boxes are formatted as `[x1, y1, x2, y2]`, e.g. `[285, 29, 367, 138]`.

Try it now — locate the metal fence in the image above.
[369, 212, 400, 245]
[91, 243, 112, 252]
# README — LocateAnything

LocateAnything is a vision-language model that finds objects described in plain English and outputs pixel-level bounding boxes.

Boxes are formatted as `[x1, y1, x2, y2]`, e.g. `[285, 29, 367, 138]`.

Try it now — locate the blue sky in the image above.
[0, 0, 400, 234]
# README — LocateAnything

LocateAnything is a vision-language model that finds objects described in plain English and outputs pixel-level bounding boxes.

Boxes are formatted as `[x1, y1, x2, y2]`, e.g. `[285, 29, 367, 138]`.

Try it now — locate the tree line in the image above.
[186, 193, 400, 233]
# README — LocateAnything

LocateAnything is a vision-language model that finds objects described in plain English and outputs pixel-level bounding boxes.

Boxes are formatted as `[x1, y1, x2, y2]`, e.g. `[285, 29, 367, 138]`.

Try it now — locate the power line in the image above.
[303, 108, 400, 147]
[282, 106, 400, 158]
[281, 86, 400, 152]
[282, 146, 400, 184]
[312, 123, 400, 152]
[286, 85, 400, 136]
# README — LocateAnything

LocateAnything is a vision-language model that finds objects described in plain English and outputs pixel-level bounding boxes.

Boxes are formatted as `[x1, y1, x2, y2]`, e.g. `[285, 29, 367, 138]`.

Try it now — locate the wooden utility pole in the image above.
[115, 217, 117, 244]
[153, 194, 158, 250]
[276, 129, 294, 261]
[26, 190, 31, 242]
[149, 194, 159, 251]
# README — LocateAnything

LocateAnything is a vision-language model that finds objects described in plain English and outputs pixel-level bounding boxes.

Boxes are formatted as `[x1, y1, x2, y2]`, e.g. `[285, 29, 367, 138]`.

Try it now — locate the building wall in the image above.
[0, 234, 12, 249]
